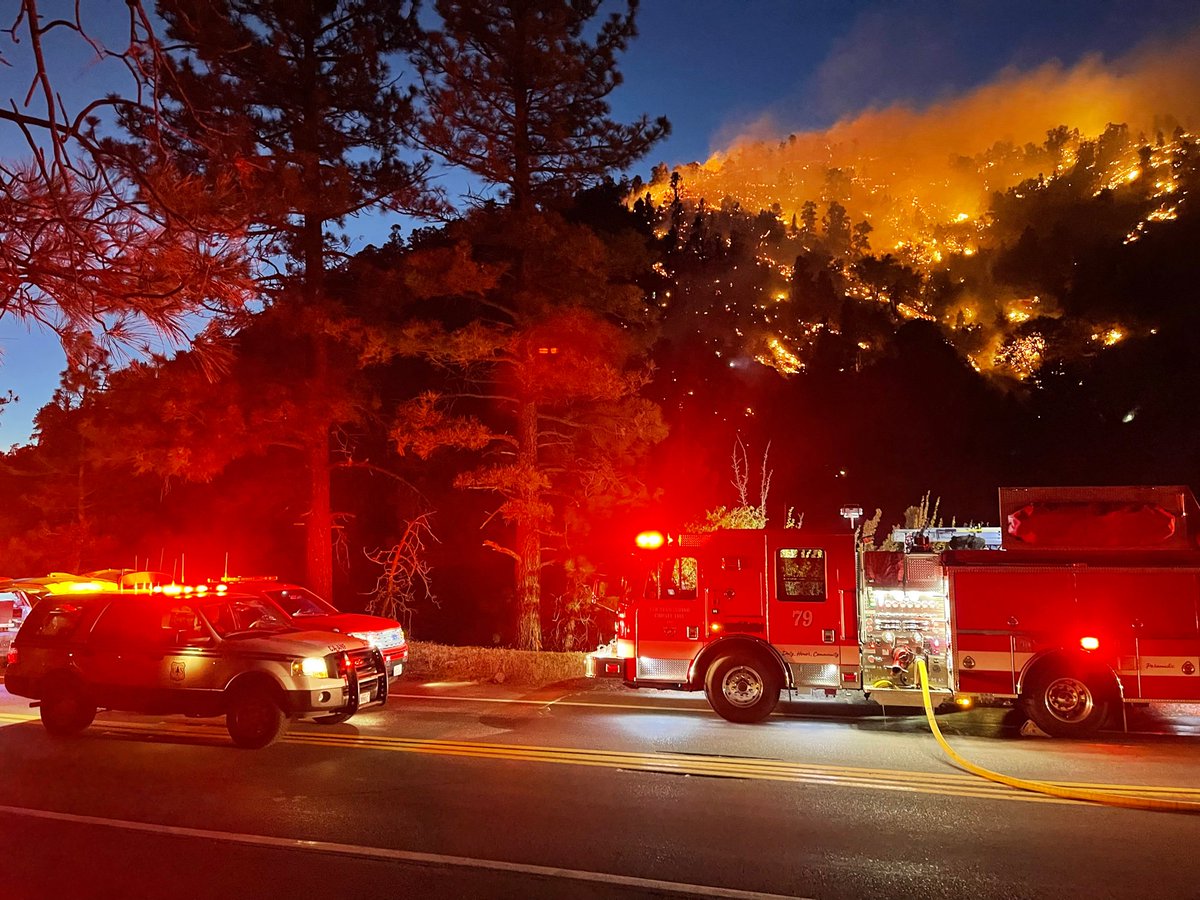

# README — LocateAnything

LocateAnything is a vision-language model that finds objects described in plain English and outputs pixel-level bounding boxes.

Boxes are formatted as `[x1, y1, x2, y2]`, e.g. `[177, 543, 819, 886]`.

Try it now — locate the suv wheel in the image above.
[226, 686, 287, 749]
[40, 678, 97, 737]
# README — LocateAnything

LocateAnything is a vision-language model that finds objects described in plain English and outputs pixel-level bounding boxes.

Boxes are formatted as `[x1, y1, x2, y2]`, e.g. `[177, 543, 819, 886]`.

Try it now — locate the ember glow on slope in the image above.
[638, 22, 1200, 381]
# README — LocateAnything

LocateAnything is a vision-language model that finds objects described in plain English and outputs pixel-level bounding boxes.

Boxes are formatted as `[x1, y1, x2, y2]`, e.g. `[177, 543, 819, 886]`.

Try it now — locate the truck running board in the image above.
[867, 688, 953, 708]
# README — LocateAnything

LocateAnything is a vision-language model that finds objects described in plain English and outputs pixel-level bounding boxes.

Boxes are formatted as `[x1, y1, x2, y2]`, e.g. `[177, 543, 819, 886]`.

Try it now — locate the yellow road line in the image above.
[6, 709, 1199, 805]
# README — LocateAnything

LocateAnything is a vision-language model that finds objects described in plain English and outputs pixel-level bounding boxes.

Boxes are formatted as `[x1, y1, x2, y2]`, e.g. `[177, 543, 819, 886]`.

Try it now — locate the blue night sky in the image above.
[3, 0, 1200, 447]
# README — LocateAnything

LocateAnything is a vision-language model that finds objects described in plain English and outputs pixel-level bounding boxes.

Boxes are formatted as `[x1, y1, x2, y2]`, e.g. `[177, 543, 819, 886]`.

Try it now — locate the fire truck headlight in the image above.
[292, 657, 330, 678]
[1080, 636, 1100, 651]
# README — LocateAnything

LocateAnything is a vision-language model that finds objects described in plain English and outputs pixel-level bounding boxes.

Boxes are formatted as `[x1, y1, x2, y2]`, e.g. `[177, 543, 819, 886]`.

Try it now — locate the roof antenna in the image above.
[224, 552, 230, 581]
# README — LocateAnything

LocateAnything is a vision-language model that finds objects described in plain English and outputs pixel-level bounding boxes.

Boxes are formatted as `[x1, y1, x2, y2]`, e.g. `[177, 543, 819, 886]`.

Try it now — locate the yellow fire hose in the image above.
[915, 658, 1200, 813]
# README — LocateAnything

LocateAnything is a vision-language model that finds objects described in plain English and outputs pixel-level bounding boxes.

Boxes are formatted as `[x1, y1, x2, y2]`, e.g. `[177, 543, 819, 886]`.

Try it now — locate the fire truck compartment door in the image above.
[634, 600, 703, 682]
[768, 543, 853, 686]
[704, 547, 765, 620]
[1074, 568, 1200, 701]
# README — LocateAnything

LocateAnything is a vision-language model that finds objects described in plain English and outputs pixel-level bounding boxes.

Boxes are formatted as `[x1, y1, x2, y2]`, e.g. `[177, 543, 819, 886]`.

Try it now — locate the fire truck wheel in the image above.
[226, 686, 288, 749]
[705, 653, 781, 723]
[1022, 667, 1111, 737]
[39, 676, 96, 737]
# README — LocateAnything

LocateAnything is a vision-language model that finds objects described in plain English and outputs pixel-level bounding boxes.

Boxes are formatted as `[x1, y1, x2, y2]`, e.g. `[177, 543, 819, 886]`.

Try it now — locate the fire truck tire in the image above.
[704, 653, 781, 723]
[226, 685, 288, 749]
[1021, 666, 1112, 737]
[39, 676, 96, 737]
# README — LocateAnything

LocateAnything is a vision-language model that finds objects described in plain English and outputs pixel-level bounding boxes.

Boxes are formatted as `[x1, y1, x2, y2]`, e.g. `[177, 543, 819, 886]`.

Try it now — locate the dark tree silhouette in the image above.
[410, 0, 669, 210]
[398, 0, 670, 648]
[116, 0, 435, 597]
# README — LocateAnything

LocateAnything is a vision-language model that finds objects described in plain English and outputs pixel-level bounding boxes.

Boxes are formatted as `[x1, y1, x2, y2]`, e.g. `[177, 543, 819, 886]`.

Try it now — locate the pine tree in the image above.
[410, 0, 669, 211]
[116, 0, 434, 598]
[397, 1, 670, 648]
[0, 2, 250, 362]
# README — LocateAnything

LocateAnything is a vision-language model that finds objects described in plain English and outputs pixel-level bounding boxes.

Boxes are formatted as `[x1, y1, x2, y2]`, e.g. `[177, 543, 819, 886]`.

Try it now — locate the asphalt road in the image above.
[2, 680, 1199, 899]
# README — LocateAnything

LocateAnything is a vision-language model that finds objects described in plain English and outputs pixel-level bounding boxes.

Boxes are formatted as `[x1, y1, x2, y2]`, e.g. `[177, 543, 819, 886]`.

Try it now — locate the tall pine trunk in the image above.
[298, 18, 333, 601]
[515, 518, 542, 651]
[514, 397, 542, 650]
[305, 336, 334, 599]
[305, 435, 333, 599]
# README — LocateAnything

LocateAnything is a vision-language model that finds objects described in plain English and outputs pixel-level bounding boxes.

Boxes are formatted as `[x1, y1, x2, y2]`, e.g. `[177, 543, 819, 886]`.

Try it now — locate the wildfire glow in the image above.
[633, 31, 1199, 385]
[1092, 328, 1126, 346]
[995, 333, 1046, 379]
[758, 337, 804, 375]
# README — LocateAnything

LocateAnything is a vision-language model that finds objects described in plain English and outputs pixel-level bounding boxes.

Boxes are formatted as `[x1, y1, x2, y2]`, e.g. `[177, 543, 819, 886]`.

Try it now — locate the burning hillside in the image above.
[639, 30, 1200, 382]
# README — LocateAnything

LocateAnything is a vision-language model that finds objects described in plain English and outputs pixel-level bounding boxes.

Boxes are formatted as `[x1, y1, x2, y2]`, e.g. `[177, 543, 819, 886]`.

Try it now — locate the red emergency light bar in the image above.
[151, 583, 228, 596]
[635, 530, 665, 550]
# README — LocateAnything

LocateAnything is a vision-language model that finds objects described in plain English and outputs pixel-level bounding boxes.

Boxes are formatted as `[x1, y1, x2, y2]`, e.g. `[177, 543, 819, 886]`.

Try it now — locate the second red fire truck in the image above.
[586, 485, 1200, 736]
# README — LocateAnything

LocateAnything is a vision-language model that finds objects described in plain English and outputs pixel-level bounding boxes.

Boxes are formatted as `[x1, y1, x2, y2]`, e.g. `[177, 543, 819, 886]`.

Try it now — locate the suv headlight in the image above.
[291, 657, 330, 678]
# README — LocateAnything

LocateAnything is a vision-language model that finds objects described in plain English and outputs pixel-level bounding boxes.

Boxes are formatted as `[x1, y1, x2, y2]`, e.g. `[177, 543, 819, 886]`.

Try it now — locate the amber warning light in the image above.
[635, 530, 665, 550]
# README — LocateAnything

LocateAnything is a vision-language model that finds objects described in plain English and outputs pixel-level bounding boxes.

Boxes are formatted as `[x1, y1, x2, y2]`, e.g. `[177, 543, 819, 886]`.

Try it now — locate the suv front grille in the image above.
[346, 647, 385, 678]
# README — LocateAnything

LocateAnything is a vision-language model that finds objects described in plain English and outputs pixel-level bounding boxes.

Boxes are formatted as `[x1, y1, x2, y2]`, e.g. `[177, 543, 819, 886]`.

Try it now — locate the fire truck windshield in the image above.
[643, 557, 698, 600]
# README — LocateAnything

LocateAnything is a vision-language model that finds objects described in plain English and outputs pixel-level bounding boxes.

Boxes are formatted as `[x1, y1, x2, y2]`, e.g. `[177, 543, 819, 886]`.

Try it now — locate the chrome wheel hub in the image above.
[1044, 676, 1094, 723]
[722, 666, 764, 707]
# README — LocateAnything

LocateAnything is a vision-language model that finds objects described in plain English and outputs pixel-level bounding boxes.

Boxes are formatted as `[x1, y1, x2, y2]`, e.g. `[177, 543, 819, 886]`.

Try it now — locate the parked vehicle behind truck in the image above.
[211, 577, 409, 680]
[587, 485, 1200, 735]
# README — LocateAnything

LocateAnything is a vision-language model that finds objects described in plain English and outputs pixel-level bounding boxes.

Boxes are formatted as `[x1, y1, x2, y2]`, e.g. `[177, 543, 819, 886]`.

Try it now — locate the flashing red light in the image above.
[1080, 636, 1100, 651]
[635, 530, 665, 550]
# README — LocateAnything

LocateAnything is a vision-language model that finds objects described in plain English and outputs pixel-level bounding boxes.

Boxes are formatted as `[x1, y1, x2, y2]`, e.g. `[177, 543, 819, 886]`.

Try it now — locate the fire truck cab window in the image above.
[777, 548, 827, 601]
[645, 557, 698, 600]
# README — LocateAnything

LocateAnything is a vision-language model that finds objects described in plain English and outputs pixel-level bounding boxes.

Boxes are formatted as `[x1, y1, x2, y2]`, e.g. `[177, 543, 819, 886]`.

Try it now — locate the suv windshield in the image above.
[262, 587, 338, 617]
[200, 597, 292, 638]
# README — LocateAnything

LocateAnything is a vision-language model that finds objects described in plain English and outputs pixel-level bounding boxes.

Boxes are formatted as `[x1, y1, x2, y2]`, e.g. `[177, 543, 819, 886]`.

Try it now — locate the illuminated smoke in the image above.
[644, 29, 1200, 381]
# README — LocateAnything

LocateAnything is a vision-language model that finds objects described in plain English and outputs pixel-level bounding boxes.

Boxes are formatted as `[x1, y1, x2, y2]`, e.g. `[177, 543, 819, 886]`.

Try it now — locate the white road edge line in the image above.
[0, 803, 808, 900]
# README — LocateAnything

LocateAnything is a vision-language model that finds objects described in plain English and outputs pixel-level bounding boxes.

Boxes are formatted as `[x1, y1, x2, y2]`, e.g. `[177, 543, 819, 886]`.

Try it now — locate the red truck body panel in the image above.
[592, 486, 1200, 724]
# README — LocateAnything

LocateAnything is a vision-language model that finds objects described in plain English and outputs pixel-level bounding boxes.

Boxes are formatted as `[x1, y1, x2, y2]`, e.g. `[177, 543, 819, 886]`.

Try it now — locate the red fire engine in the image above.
[586, 486, 1200, 736]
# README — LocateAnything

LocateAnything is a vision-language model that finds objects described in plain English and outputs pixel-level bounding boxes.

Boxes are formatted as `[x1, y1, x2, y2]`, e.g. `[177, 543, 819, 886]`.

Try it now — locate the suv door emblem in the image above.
[170, 661, 186, 681]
